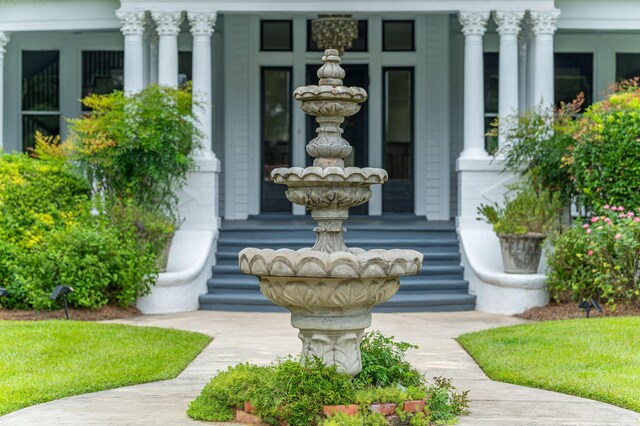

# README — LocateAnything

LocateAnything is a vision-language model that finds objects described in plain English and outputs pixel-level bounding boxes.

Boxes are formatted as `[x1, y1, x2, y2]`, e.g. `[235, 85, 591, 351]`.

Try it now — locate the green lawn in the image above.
[458, 317, 640, 412]
[0, 320, 211, 415]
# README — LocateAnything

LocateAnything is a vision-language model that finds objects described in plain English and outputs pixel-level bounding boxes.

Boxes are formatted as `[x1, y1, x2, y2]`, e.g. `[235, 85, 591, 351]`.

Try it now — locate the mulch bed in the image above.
[517, 302, 640, 321]
[0, 305, 141, 321]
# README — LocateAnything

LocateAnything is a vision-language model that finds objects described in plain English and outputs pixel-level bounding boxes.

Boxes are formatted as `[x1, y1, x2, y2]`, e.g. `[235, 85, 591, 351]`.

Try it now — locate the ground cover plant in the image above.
[0, 320, 210, 415]
[458, 317, 640, 413]
[188, 332, 469, 425]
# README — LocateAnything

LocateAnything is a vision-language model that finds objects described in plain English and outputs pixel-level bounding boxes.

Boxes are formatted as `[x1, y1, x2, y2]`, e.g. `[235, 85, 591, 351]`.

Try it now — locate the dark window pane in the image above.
[22, 115, 60, 151]
[554, 53, 593, 108]
[485, 116, 498, 155]
[22, 51, 59, 111]
[616, 53, 640, 81]
[261, 20, 292, 51]
[383, 68, 413, 213]
[82, 51, 124, 99]
[307, 19, 367, 52]
[261, 68, 291, 212]
[179, 51, 193, 85]
[484, 52, 499, 113]
[383, 21, 414, 51]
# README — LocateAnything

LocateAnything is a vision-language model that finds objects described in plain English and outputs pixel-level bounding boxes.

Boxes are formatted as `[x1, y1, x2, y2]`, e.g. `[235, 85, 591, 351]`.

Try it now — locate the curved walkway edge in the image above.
[1, 311, 639, 426]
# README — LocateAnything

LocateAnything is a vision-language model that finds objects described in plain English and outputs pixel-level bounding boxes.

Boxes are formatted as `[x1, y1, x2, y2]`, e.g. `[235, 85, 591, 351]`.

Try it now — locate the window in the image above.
[261, 20, 293, 51]
[383, 68, 414, 213]
[484, 52, 499, 154]
[22, 50, 60, 151]
[616, 53, 640, 81]
[554, 53, 593, 108]
[382, 21, 414, 51]
[178, 51, 193, 85]
[82, 51, 124, 110]
[261, 67, 292, 212]
[307, 19, 368, 52]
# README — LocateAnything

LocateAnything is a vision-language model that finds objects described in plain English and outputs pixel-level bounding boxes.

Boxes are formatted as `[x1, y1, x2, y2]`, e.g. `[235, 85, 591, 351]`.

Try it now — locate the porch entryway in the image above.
[199, 215, 475, 312]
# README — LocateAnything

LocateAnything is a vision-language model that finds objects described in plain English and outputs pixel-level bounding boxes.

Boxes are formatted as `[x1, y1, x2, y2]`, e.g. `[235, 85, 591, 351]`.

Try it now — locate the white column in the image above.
[530, 9, 560, 107]
[188, 12, 217, 156]
[518, 29, 528, 112]
[0, 32, 10, 151]
[493, 10, 524, 149]
[458, 11, 490, 159]
[524, 14, 536, 108]
[152, 11, 183, 87]
[116, 11, 145, 93]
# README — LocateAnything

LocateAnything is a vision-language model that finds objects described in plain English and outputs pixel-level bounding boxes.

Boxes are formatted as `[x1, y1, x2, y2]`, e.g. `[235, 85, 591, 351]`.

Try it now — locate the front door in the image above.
[306, 64, 369, 215]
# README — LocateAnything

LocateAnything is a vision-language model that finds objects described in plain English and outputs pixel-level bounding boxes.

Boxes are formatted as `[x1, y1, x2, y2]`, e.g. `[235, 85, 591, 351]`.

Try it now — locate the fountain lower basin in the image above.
[239, 247, 422, 375]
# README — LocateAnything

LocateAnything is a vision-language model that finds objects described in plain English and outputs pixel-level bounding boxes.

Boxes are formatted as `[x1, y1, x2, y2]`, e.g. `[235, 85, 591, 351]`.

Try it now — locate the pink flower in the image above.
[628, 212, 635, 217]
[588, 250, 594, 256]
[615, 233, 622, 239]
[591, 217, 599, 223]
[586, 229, 592, 234]
[635, 217, 640, 223]
[583, 223, 590, 229]
[619, 213, 627, 218]
[611, 206, 618, 211]
[619, 206, 625, 211]
[604, 205, 610, 209]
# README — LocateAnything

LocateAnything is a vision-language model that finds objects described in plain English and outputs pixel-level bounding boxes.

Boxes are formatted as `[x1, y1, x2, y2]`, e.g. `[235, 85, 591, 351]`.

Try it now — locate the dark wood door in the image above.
[306, 64, 369, 215]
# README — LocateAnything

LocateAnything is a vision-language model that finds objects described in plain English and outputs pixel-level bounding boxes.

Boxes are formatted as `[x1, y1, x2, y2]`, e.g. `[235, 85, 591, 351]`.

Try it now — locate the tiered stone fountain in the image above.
[239, 49, 423, 376]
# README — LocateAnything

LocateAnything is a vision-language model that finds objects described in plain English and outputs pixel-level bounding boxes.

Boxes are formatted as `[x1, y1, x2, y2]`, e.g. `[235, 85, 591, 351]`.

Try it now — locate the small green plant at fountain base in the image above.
[187, 332, 470, 425]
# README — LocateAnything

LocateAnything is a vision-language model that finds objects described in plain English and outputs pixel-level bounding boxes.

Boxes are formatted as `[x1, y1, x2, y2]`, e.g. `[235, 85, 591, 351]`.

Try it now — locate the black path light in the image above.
[50, 286, 74, 320]
[578, 298, 603, 318]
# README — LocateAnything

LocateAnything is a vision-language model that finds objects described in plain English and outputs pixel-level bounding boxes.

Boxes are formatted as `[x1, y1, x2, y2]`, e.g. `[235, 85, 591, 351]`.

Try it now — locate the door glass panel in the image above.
[484, 52, 499, 154]
[82, 51, 124, 111]
[383, 68, 413, 213]
[383, 21, 414, 51]
[261, 68, 292, 212]
[555, 53, 593, 108]
[261, 20, 293, 51]
[22, 115, 60, 151]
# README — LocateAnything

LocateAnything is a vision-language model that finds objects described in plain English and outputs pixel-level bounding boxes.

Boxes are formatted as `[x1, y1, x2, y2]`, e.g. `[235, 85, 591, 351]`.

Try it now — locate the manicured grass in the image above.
[458, 317, 640, 412]
[0, 320, 211, 415]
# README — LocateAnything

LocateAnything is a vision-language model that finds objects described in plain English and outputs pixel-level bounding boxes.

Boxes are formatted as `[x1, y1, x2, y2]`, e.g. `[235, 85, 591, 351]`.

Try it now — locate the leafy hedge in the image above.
[0, 152, 159, 309]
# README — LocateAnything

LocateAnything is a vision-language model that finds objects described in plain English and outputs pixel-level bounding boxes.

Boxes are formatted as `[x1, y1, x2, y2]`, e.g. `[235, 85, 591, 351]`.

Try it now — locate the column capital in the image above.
[188, 12, 217, 37]
[458, 11, 490, 37]
[530, 9, 560, 35]
[0, 32, 11, 54]
[493, 10, 525, 36]
[152, 11, 183, 36]
[116, 10, 145, 36]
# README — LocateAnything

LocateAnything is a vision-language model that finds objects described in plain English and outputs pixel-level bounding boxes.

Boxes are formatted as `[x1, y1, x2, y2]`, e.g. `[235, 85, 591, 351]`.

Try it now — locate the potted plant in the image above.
[478, 183, 562, 274]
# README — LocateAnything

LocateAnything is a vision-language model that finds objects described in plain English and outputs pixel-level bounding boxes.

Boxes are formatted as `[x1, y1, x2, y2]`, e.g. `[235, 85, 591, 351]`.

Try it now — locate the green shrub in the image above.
[67, 84, 199, 219]
[354, 331, 422, 389]
[547, 205, 640, 306]
[477, 182, 562, 235]
[0, 150, 161, 310]
[570, 85, 640, 210]
[497, 100, 580, 204]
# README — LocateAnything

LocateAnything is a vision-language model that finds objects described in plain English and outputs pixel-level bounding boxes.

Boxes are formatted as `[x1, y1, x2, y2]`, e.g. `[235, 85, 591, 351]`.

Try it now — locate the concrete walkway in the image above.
[1, 311, 639, 425]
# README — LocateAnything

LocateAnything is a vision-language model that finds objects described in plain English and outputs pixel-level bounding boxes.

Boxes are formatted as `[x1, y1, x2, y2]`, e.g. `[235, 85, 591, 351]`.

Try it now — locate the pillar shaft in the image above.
[494, 10, 524, 149]
[459, 11, 490, 159]
[0, 32, 10, 151]
[152, 11, 183, 87]
[531, 9, 560, 107]
[116, 11, 145, 93]
[188, 12, 217, 155]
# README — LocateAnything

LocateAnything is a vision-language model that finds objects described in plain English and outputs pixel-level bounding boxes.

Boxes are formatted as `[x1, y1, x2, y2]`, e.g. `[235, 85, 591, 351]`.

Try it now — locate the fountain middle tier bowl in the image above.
[239, 247, 423, 279]
[272, 166, 388, 186]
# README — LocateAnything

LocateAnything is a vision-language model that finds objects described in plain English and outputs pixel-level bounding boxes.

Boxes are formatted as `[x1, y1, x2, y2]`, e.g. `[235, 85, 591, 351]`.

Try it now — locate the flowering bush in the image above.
[547, 205, 640, 306]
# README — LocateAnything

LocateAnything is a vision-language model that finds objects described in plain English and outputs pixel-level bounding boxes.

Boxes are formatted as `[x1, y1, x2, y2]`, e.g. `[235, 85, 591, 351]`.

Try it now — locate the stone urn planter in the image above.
[497, 233, 545, 274]
[239, 49, 422, 376]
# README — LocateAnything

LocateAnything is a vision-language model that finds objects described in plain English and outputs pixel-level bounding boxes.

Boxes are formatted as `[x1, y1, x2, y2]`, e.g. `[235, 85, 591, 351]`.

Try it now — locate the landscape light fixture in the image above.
[50, 285, 74, 320]
[578, 298, 602, 318]
[0, 287, 7, 297]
